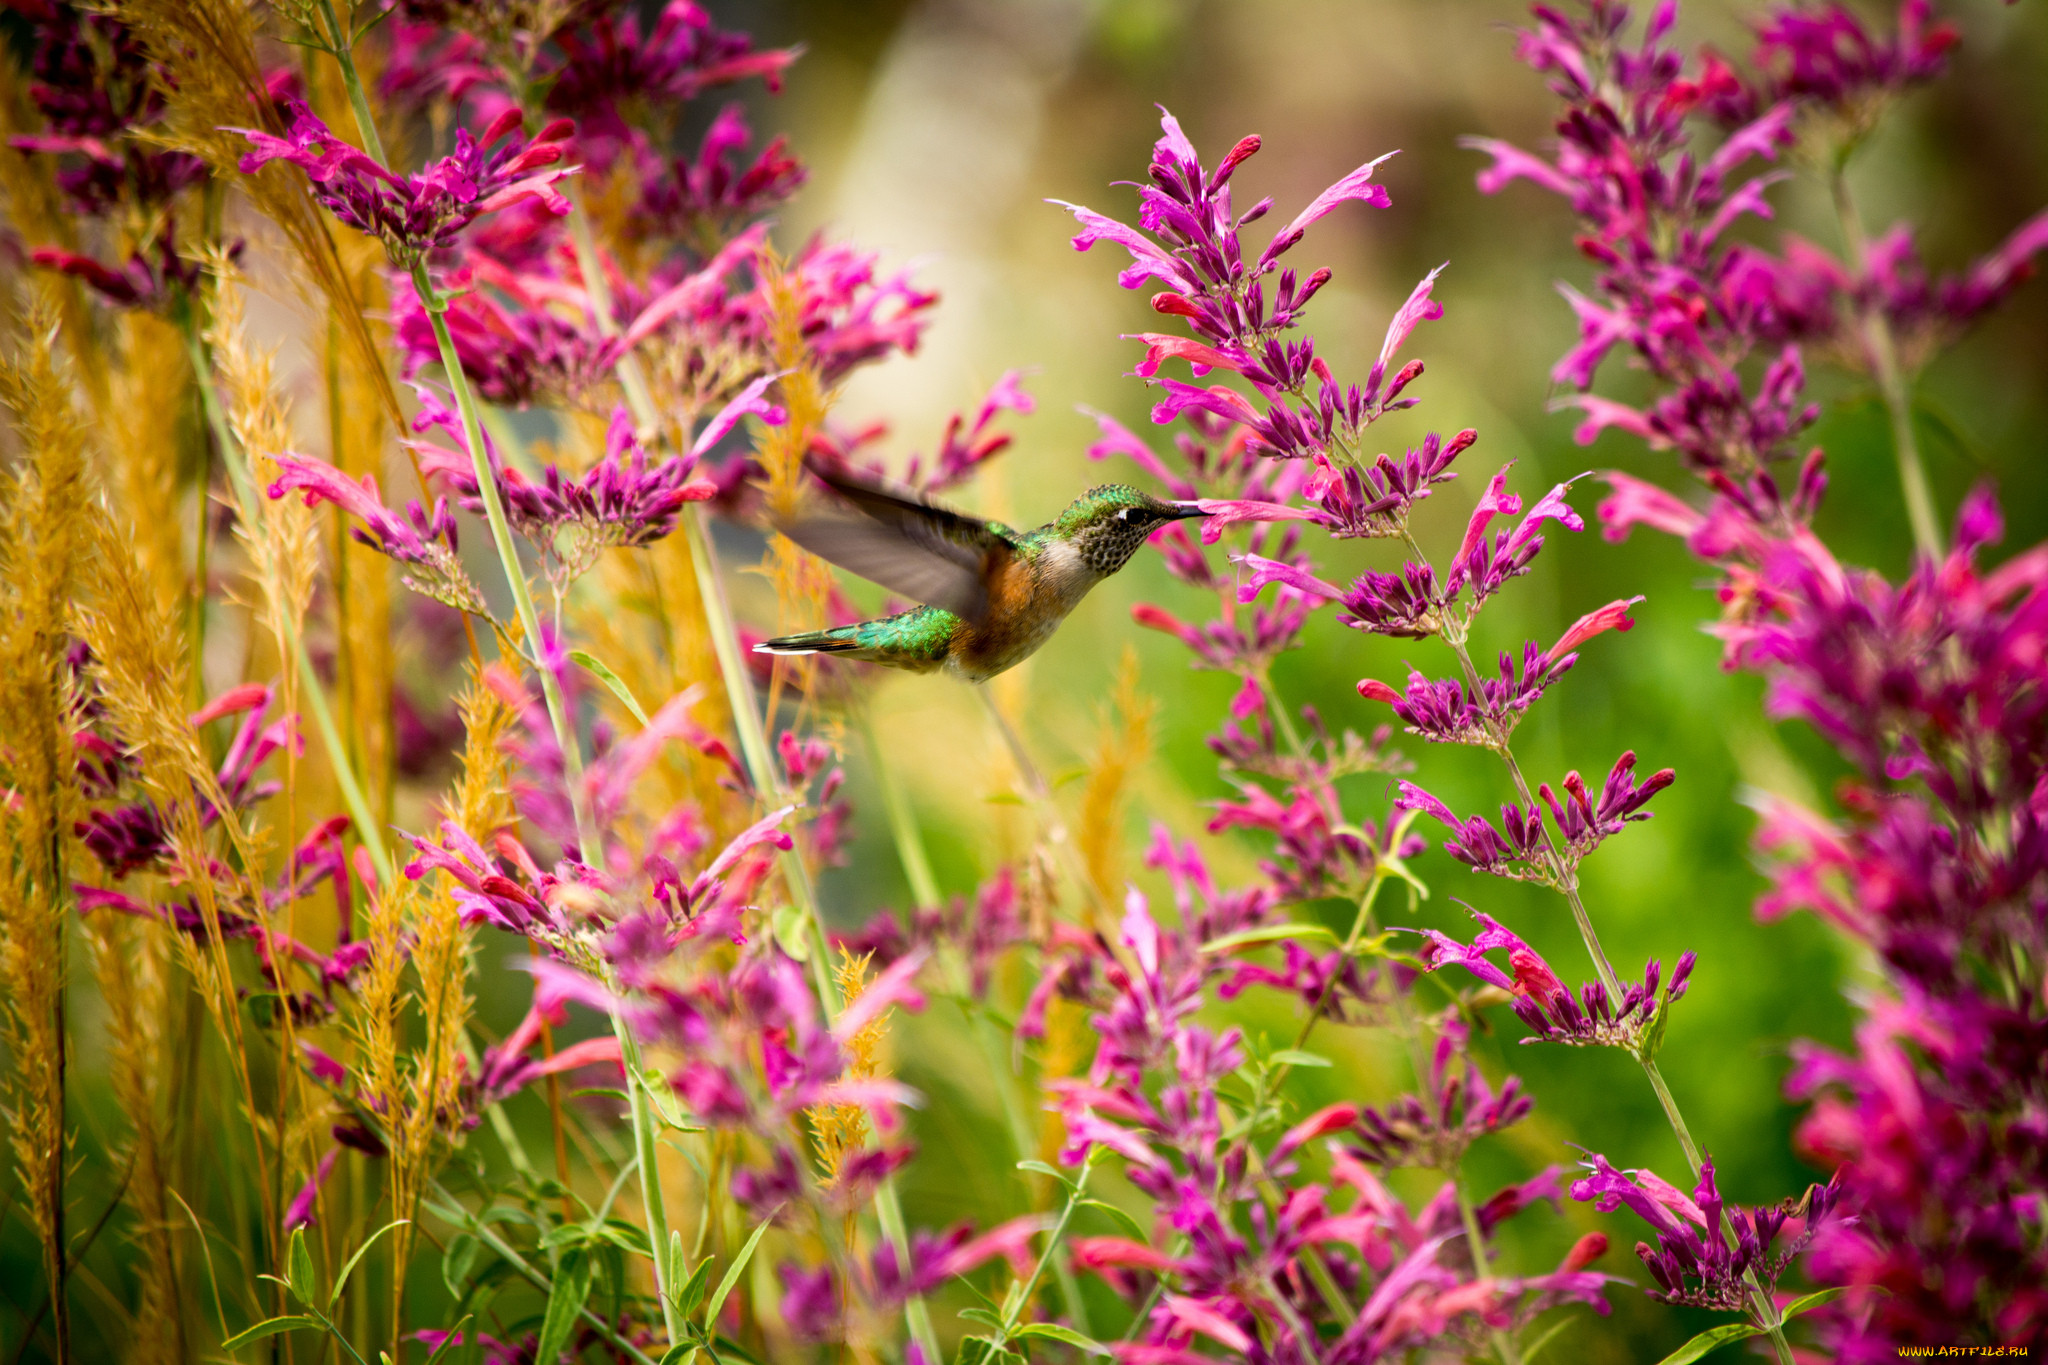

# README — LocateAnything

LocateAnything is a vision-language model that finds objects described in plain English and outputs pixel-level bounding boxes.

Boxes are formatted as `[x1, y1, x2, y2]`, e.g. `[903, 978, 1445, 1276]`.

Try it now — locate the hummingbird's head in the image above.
[1055, 485, 1206, 576]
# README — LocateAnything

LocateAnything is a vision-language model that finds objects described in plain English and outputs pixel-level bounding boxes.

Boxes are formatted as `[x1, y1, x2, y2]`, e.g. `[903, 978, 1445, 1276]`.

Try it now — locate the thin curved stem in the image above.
[1829, 162, 1942, 561]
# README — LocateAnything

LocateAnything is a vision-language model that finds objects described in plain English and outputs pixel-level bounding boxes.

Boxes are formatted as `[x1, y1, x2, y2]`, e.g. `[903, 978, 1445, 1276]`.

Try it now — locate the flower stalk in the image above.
[1429, 600, 1792, 1365]
[1828, 160, 1943, 560]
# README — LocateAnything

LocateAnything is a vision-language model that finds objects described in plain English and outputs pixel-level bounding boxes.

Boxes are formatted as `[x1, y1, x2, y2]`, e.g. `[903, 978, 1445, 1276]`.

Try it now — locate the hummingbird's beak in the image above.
[1165, 501, 1210, 520]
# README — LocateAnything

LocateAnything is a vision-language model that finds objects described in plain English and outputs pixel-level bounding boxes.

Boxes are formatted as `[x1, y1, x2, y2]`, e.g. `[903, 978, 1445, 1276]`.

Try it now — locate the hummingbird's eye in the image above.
[1117, 507, 1139, 523]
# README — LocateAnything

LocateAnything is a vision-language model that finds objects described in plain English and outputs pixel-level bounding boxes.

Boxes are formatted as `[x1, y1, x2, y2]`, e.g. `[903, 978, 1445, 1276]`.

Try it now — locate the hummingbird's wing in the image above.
[776, 467, 1013, 624]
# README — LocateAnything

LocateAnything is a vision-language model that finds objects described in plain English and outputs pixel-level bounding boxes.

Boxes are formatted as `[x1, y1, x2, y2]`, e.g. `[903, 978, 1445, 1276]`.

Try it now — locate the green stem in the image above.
[409, 264, 599, 857]
[1828, 162, 1941, 560]
[613, 1018, 682, 1341]
[993, 1149, 1099, 1350]
[314, 0, 390, 168]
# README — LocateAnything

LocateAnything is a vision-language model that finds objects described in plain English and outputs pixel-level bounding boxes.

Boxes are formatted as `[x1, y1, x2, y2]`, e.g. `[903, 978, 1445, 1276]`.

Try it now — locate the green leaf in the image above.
[639, 1068, 700, 1133]
[570, 650, 651, 726]
[421, 1315, 472, 1365]
[1200, 922, 1338, 953]
[568, 1087, 633, 1104]
[222, 1315, 322, 1349]
[770, 903, 811, 960]
[1014, 1159, 1071, 1185]
[954, 1337, 1026, 1365]
[1076, 1198, 1148, 1241]
[533, 1249, 593, 1365]
[656, 1345, 699, 1365]
[287, 1226, 318, 1307]
[676, 1255, 714, 1319]
[705, 1215, 773, 1330]
[332, 1219, 409, 1311]
[1650, 1321, 1764, 1365]
[1781, 1286, 1851, 1320]
[1267, 1048, 1333, 1068]
[955, 1307, 1003, 1329]
[441, 1233, 480, 1300]
[1012, 1322, 1112, 1355]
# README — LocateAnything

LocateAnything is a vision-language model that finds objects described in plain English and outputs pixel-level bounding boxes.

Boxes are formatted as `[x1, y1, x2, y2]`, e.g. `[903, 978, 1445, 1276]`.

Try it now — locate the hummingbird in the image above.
[754, 468, 1208, 682]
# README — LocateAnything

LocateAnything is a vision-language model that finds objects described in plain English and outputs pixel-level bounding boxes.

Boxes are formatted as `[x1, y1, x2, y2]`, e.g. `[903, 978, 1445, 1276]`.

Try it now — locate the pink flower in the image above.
[233, 102, 575, 264]
[1541, 597, 1645, 672]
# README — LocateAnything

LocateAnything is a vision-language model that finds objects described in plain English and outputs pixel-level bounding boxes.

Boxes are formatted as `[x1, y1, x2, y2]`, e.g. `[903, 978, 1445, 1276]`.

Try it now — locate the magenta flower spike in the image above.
[268, 454, 488, 614]
[233, 101, 576, 265]
[1570, 1152, 1840, 1314]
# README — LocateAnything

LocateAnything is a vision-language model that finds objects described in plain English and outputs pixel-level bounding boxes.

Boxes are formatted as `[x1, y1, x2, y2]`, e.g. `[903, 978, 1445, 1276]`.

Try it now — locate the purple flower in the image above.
[1347, 1014, 1534, 1171]
[1130, 583, 1309, 673]
[77, 683, 300, 878]
[1538, 751, 1675, 858]
[1308, 429, 1473, 540]
[1057, 108, 1443, 466]
[267, 455, 486, 614]
[284, 1146, 340, 1231]
[1414, 910, 1696, 1054]
[1754, 0, 1955, 107]
[1571, 1152, 1839, 1314]
[233, 102, 575, 265]
[628, 103, 805, 241]
[28, 242, 205, 312]
[548, 1, 799, 121]
[7, 4, 205, 216]
[409, 396, 722, 592]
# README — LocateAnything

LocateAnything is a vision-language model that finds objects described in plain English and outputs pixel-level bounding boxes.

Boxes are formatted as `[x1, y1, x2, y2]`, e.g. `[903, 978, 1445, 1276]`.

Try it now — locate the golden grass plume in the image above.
[0, 294, 93, 1357]
[1078, 646, 1157, 907]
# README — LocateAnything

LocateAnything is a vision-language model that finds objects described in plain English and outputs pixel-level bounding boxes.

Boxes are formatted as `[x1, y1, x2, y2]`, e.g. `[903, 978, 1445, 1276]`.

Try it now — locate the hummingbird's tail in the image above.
[753, 625, 867, 657]
[753, 607, 958, 674]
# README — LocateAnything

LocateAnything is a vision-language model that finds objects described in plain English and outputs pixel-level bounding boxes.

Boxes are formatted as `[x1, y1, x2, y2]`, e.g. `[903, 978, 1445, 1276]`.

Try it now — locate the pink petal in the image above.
[1378, 263, 1447, 371]
[1542, 596, 1645, 670]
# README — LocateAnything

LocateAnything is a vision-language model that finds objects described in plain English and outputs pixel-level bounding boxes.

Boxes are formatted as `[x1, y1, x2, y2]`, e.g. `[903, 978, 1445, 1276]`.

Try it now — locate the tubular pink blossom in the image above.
[1357, 678, 1402, 705]
[1378, 263, 1447, 371]
[1565, 394, 1658, 446]
[1596, 472, 1705, 542]
[1257, 150, 1398, 270]
[606, 221, 772, 360]
[1124, 332, 1247, 378]
[1192, 498, 1319, 545]
[690, 369, 789, 458]
[1231, 553, 1346, 604]
[1164, 1295, 1253, 1352]
[1149, 378, 1262, 427]
[1542, 597, 1645, 671]
[1463, 136, 1578, 198]
[1081, 405, 1186, 493]
[1450, 466, 1524, 570]
[1049, 198, 1197, 292]
[832, 948, 930, 1043]
[284, 1147, 340, 1230]
[1070, 1237, 1179, 1273]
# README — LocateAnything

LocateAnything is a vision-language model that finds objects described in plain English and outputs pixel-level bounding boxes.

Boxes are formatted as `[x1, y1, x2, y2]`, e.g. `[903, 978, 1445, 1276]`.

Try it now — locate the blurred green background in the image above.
[714, 0, 2048, 1357]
